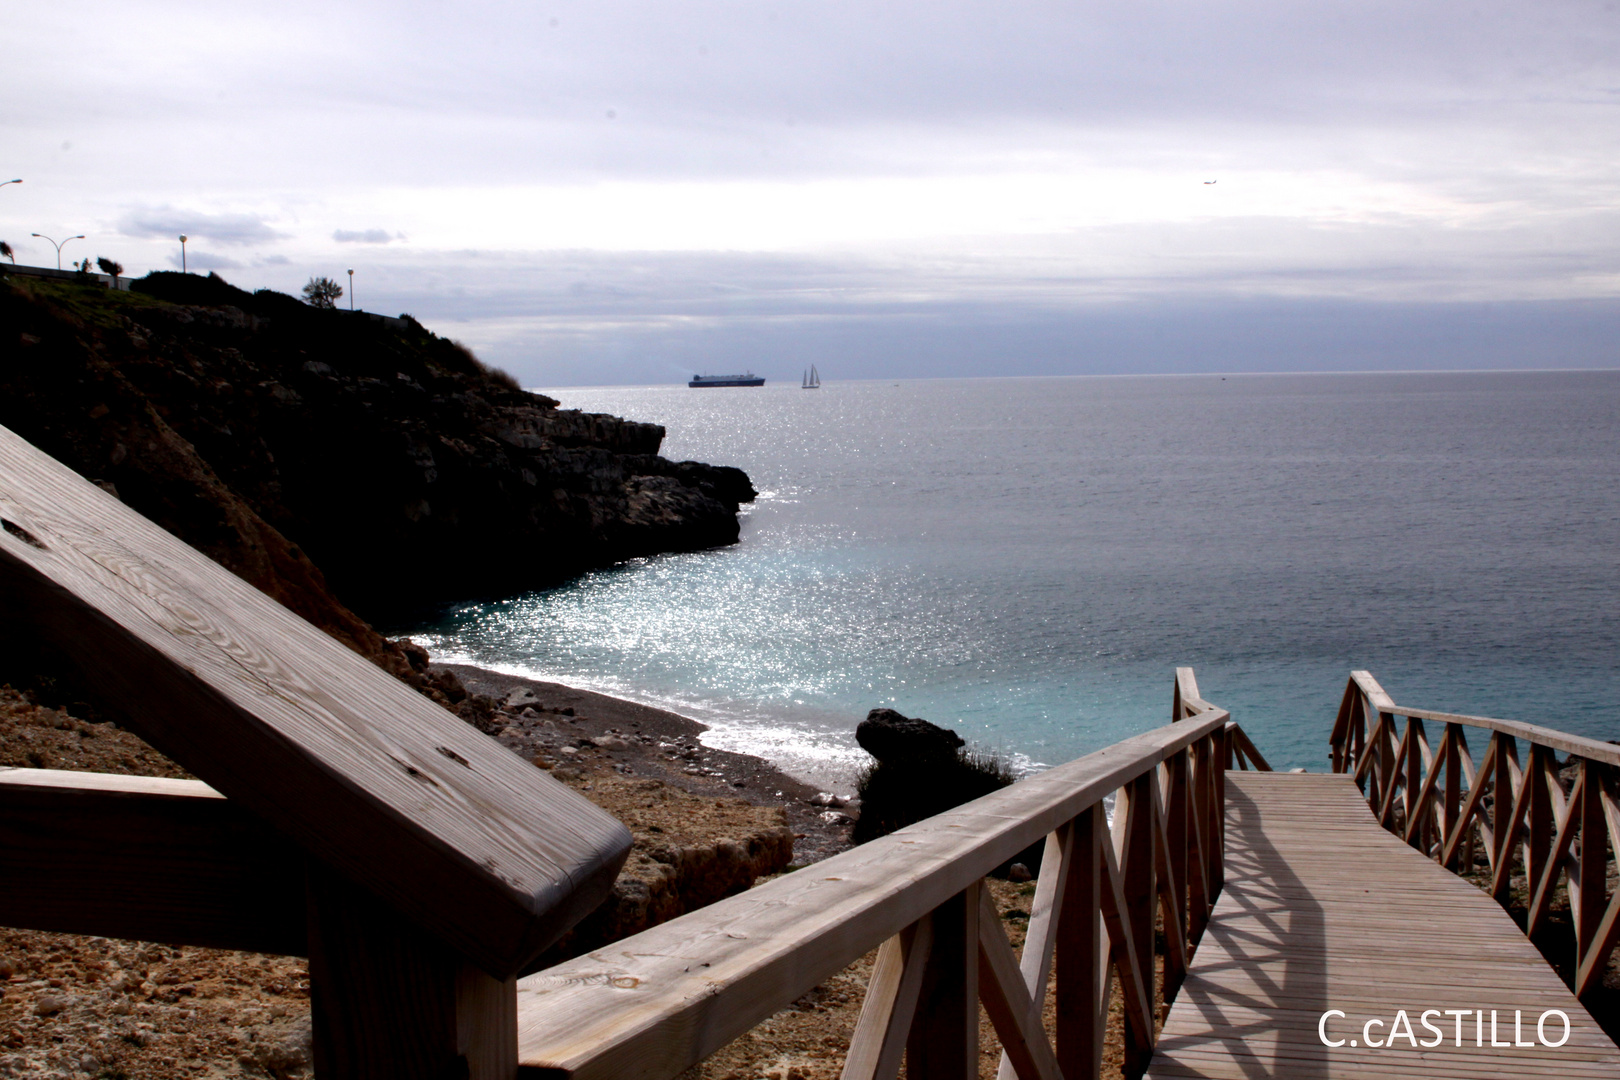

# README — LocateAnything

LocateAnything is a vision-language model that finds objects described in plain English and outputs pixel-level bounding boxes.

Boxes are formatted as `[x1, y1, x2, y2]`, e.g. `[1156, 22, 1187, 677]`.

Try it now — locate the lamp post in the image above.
[179, 235, 188, 273]
[347, 269, 354, 311]
[32, 232, 85, 271]
[1, 180, 20, 189]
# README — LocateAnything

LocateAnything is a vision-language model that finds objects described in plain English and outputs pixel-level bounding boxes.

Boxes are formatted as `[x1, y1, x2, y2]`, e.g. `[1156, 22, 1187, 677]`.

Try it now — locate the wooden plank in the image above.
[976, 889, 1061, 1080]
[842, 917, 932, 1080]
[907, 883, 979, 1080]
[0, 766, 305, 954]
[995, 827, 1070, 1080]
[514, 712, 1228, 1080]
[306, 862, 517, 1080]
[1388, 705, 1620, 769]
[1118, 772, 1156, 1076]
[1055, 806, 1107, 1080]
[1349, 670, 1397, 714]
[0, 423, 630, 977]
[1146, 771, 1620, 1079]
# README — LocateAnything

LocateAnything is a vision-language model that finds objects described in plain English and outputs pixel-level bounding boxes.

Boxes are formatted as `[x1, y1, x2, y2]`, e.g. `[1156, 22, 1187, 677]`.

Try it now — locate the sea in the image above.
[407, 371, 1620, 791]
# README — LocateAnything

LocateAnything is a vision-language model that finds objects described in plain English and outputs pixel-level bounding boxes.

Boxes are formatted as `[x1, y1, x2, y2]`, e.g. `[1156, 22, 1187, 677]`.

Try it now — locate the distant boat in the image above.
[801, 364, 820, 389]
[688, 372, 765, 388]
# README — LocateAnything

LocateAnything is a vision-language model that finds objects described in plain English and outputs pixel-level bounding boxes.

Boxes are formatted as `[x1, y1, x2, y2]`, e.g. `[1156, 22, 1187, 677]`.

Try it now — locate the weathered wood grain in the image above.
[0, 423, 631, 976]
[0, 767, 305, 954]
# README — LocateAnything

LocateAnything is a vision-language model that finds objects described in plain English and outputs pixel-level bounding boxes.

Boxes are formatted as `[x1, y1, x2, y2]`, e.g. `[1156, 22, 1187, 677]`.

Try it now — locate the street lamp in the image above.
[347, 269, 354, 311]
[179, 235, 188, 273]
[32, 232, 85, 271]
[1, 180, 20, 189]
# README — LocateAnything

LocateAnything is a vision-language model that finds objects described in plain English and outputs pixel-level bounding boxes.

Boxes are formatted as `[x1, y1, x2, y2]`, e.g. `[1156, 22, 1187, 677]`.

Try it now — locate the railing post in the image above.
[1211, 729, 1227, 893]
[1162, 751, 1191, 1003]
[305, 863, 516, 1080]
[1575, 760, 1605, 984]
[1525, 746, 1555, 925]
[1490, 733, 1514, 901]
[1403, 717, 1426, 851]
[906, 881, 980, 1080]
[1055, 806, 1107, 1080]
[1118, 773, 1157, 1078]
[1442, 724, 1463, 868]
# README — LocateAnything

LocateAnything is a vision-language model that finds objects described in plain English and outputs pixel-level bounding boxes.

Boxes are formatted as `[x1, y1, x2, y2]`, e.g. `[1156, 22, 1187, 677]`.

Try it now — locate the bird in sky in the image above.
[1204, 180, 1217, 185]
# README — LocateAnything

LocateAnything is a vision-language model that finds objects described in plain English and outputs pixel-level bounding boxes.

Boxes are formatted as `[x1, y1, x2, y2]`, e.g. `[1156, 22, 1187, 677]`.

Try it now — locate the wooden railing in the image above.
[0, 423, 631, 1079]
[516, 669, 1268, 1080]
[1329, 669, 1620, 1000]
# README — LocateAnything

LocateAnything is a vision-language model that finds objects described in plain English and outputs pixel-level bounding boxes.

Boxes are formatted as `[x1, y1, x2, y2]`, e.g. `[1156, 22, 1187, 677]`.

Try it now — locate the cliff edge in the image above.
[0, 271, 754, 640]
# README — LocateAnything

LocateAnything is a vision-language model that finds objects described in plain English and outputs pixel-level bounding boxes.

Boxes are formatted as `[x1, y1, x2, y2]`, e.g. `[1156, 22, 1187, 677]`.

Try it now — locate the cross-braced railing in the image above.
[1329, 669, 1620, 1000]
[516, 669, 1269, 1080]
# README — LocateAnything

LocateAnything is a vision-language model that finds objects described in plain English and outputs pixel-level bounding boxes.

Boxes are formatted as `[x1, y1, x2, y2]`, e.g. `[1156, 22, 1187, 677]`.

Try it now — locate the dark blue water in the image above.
[411, 372, 1620, 788]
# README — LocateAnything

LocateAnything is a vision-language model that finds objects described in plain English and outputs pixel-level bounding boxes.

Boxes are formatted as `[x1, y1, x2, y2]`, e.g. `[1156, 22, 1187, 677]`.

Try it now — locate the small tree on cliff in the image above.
[96, 256, 123, 286]
[0, 241, 13, 264]
[302, 275, 344, 308]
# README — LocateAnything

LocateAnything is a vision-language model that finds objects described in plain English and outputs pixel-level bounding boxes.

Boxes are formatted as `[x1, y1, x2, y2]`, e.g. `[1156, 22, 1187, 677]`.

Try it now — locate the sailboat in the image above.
[801, 364, 821, 389]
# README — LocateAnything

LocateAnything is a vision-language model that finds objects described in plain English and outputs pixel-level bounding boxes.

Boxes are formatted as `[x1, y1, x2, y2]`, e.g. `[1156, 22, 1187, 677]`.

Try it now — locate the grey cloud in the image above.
[121, 208, 288, 246]
[167, 250, 245, 271]
[333, 228, 399, 244]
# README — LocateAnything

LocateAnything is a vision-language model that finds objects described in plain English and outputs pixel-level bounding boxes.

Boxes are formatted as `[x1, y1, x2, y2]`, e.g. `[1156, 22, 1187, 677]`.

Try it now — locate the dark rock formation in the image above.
[856, 707, 966, 765]
[0, 272, 754, 631]
[850, 707, 1039, 874]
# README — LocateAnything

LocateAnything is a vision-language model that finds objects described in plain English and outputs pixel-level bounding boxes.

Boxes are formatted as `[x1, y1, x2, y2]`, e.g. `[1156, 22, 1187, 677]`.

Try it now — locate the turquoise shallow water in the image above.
[408, 371, 1620, 789]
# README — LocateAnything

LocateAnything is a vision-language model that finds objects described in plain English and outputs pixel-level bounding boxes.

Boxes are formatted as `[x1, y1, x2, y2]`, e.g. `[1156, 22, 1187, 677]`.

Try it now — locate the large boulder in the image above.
[855, 708, 965, 766]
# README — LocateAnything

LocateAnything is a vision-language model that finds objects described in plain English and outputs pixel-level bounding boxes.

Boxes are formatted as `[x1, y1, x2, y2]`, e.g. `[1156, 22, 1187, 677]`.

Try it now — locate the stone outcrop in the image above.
[856, 707, 966, 765]
[849, 708, 1036, 875]
[0, 272, 754, 631]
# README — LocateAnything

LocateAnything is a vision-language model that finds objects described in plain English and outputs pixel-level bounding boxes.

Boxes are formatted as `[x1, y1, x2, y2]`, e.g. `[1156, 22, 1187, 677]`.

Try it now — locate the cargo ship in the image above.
[688, 372, 765, 387]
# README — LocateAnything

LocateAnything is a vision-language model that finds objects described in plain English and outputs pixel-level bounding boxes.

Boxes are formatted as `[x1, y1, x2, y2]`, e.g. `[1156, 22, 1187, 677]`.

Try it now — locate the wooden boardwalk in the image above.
[1147, 771, 1620, 1078]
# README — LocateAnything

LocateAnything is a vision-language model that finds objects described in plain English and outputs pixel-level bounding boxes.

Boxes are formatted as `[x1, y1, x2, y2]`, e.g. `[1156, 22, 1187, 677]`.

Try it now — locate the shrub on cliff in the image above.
[852, 745, 1016, 845]
[302, 275, 343, 308]
[848, 706, 1041, 875]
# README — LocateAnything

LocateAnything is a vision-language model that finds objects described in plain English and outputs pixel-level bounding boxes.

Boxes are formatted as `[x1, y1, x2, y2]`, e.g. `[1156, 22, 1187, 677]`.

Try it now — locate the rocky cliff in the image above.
[0, 271, 753, 650]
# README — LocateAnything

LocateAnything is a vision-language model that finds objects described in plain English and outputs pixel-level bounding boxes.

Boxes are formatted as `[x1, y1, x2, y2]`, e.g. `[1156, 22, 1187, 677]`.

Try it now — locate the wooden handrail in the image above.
[517, 673, 1264, 1080]
[1329, 670, 1620, 1000]
[0, 423, 632, 1078]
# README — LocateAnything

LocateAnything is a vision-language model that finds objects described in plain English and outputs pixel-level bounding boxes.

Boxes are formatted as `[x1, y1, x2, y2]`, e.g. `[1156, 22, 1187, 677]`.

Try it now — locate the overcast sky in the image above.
[5, 1, 1618, 384]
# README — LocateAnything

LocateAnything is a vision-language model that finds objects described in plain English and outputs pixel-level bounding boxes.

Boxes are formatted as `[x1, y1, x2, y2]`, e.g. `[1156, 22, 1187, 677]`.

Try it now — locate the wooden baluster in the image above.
[1489, 733, 1514, 899]
[1329, 677, 1357, 772]
[1211, 731, 1227, 894]
[1443, 725, 1465, 868]
[1403, 718, 1426, 843]
[1575, 760, 1607, 995]
[1118, 772, 1157, 1078]
[843, 917, 933, 1080]
[1351, 690, 1368, 773]
[1575, 769, 1620, 998]
[1184, 739, 1212, 944]
[1525, 746, 1555, 929]
[1055, 806, 1108, 1080]
[906, 882, 980, 1080]
[1160, 751, 1191, 1005]
[1492, 740, 1529, 903]
[1376, 712, 1398, 822]
[994, 824, 1074, 1080]
[305, 863, 516, 1080]
[1376, 717, 1409, 830]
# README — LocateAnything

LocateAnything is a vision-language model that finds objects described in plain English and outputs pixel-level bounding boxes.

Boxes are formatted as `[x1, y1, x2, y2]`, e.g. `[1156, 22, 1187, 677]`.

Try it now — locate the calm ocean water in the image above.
[409, 372, 1620, 788]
